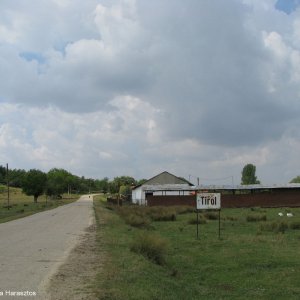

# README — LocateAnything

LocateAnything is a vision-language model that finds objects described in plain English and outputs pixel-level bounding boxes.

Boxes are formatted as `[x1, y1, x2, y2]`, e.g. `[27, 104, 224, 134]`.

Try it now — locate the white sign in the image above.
[196, 193, 221, 210]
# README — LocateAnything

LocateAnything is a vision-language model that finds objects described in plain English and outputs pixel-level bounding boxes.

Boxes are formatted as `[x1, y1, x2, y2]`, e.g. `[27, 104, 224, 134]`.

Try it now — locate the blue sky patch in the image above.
[275, 0, 300, 14]
[20, 52, 46, 64]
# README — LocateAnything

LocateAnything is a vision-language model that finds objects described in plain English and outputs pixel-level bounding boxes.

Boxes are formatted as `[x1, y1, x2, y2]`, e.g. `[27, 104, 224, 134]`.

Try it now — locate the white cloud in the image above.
[0, 0, 300, 183]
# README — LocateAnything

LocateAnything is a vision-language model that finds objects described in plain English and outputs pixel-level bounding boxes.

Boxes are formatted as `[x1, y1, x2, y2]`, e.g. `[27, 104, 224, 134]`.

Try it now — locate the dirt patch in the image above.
[47, 224, 102, 299]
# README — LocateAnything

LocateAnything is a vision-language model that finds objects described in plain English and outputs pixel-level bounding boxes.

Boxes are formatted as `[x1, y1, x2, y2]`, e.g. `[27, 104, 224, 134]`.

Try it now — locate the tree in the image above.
[22, 169, 47, 203]
[0, 165, 6, 184]
[109, 176, 136, 194]
[9, 169, 26, 188]
[46, 168, 74, 198]
[241, 164, 260, 185]
[290, 176, 300, 183]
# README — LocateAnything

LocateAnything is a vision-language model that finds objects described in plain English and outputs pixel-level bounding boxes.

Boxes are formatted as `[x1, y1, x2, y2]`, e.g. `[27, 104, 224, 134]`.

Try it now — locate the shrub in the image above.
[123, 213, 151, 228]
[246, 214, 267, 222]
[149, 207, 177, 222]
[204, 212, 219, 220]
[173, 206, 195, 214]
[259, 221, 288, 233]
[275, 221, 289, 233]
[188, 216, 207, 225]
[131, 233, 169, 265]
[226, 216, 238, 221]
[290, 221, 300, 230]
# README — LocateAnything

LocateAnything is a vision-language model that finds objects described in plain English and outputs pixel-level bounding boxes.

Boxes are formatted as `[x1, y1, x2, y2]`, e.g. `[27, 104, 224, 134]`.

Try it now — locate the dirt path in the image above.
[47, 223, 101, 299]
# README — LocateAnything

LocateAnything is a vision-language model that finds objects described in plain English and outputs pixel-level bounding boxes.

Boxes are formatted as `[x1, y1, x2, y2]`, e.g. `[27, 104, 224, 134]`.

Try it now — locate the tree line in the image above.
[1, 164, 300, 203]
[0, 166, 146, 203]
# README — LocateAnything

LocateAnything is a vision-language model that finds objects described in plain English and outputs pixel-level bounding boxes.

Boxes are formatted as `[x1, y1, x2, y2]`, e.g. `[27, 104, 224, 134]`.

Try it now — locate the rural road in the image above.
[0, 195, 95, 299]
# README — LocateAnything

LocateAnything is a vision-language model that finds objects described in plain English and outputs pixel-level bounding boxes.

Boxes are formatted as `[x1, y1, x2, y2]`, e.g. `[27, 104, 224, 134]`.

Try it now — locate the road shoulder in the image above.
[47, 223, 101, 300]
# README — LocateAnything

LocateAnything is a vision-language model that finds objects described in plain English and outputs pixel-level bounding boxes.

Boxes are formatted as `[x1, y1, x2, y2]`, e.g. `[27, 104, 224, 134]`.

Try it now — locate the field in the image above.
[93, 198, 300, 300]
[0, 185, 79, 223]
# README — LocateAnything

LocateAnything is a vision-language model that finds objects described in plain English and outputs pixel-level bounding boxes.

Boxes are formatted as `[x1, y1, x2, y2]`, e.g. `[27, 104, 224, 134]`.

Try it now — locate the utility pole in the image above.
[6, 163, 10, 210]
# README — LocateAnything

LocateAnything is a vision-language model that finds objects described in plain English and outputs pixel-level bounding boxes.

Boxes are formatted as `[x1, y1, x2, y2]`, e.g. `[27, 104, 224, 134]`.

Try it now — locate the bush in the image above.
[259, 221, 288, 233]
[290, 221, 300, 230]
[246, 214, 267, 222]
[123, 213, 151, 228]
[147, 207, 177, 222]
[204, 212, 219, 220]
[188, 216, 207, 225]
[226, 216, 238, 221]
[173, 206, 195, 214]
[131, 233, 169, 265]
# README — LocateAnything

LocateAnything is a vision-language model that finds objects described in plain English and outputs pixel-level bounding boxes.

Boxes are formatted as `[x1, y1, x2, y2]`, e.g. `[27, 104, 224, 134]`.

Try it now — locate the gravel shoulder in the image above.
[47, 223, 101, 300]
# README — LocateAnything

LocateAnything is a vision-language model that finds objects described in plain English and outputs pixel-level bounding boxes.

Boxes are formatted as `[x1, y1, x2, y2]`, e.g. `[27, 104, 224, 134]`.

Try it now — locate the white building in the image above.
[131, 171, 194, 205]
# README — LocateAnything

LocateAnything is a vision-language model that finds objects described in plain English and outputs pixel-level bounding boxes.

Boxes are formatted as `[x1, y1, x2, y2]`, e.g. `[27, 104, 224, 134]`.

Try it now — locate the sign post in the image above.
[196, 193, 221, 239]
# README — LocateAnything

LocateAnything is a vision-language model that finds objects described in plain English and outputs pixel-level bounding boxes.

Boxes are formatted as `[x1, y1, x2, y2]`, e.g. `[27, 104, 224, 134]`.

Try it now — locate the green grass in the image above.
[93, 201, 300, 300]
[0, 185, 79, 223]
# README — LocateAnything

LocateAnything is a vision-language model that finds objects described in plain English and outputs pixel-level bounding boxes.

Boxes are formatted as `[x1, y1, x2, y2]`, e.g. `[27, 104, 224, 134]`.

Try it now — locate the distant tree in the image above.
[46, 168, 74, 198]
[136, 179, 147, 186]
[22, 169, 47, 203]
[290, 176, 300, 183]
[119, 185, 132, 200]
[0, 165, 6, 184]
[9, 169, 26, 188]
[95, 177, 109, 193]
[241, 164, 260, 185]
[110, 176, 136, 194]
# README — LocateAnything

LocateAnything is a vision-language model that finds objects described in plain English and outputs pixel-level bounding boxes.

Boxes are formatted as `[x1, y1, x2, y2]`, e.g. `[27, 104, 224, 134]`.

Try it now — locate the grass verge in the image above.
[93, 200, 300, 300]
[0, 186, 79, 223]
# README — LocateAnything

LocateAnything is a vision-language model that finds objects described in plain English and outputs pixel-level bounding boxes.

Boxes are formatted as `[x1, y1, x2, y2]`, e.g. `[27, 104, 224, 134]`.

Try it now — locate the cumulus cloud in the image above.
[1, 0, 300, 183]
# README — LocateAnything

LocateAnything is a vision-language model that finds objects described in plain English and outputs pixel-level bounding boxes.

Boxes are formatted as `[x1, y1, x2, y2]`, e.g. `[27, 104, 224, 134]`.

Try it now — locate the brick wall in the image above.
[146, 189, 300, 208]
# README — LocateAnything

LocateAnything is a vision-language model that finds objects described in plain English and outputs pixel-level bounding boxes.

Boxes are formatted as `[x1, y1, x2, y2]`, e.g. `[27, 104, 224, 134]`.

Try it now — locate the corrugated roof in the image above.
[133, 171, 193, 190]
[143, 183, 300, 191]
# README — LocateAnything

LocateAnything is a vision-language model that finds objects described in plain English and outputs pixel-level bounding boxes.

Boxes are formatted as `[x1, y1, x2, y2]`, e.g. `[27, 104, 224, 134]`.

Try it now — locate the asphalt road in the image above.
[0, 195, 94, 299]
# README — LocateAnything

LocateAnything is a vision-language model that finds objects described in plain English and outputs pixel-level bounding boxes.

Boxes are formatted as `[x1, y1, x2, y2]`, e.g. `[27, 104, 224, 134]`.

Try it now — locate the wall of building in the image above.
[147, 195, 195, 206]
[147, 189, 300, 207]
[132, 186, 144, 205]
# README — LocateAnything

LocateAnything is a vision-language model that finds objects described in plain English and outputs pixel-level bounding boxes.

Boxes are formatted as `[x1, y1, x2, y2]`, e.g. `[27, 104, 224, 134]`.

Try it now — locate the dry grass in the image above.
[130, 232, 169, 265]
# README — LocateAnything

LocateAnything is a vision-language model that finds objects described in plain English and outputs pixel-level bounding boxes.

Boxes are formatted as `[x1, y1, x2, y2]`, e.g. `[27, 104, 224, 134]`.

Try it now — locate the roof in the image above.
[132, 171, 193, 190]
[197, 183, 300, 190]
[142, 183, 300, 192]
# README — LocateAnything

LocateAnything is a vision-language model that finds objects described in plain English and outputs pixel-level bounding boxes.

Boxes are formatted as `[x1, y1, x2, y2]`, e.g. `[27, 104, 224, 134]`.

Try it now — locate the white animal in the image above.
[287, 213, 293, 217]
[278, 212, 283, 217]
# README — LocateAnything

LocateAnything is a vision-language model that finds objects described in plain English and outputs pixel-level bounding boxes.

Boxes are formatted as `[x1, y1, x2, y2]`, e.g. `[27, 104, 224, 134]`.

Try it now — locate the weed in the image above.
[173, 206, 195, 214]
[251, 207, 261, 211]
[123, 213, 151, 228]
[131, 232, 169, 265]
[259, 221, 289, 233]
[188, 216, 207, 224]
[246, 214, 267, 222]
[147, 207, 177, 222]
[290, 221, 300, 230]
[226, 216, 238, 221]
[204, 211, 219, 220]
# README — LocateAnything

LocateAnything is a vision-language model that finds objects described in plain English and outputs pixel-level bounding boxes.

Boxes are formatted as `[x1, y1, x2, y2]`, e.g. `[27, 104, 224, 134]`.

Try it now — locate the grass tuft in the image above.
[188, 215, 207, 224]
[289, 221, 300, 230]
[131, 232, 169, 265]
[123, 213, 151, 228]
[246, 214, 267, 222]
[204, 211, 219, 220]
[259, 221, 289, 233]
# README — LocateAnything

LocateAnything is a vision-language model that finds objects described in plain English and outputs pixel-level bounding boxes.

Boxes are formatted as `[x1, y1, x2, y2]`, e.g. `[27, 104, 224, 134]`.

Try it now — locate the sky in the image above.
[1, 0, 300, 185]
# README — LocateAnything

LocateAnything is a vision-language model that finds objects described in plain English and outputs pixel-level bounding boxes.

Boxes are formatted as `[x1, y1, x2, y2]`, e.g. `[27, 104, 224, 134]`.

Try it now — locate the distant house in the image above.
[131, 171, 194, 205]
